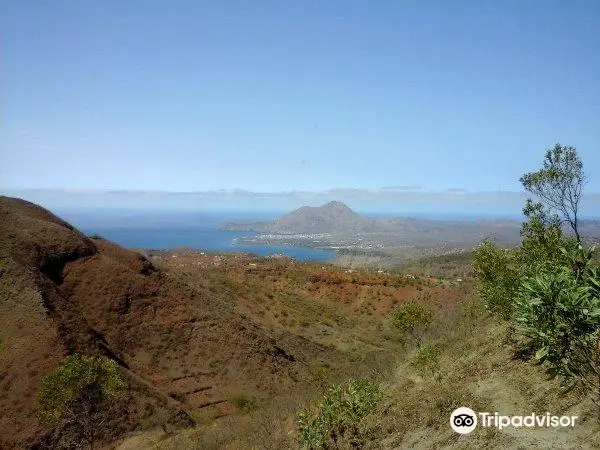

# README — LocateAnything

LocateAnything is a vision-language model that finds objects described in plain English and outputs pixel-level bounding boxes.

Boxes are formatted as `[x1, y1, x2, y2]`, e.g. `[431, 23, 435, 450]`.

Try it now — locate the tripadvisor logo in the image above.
[450, 408, 578, 434]
[450, 407, 477, 434]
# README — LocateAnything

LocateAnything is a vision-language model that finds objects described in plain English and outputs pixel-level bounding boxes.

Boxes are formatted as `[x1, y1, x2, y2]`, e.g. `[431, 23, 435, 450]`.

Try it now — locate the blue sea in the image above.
[81, 227, 335, 261]
[63, 209, 334, 262]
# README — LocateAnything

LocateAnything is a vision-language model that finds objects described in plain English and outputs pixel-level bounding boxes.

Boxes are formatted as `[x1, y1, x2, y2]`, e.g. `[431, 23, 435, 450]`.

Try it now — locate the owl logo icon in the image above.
[450, 407, 477, 434]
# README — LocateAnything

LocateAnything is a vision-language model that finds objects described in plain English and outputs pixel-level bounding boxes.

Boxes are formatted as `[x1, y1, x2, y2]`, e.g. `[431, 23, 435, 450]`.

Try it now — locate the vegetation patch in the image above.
[296, 378, 382, 449]
[390, 300, 433, 345]
[409, 343, 441, 377]
[229, 391, 258, 413]
[38, 354, 125, 448]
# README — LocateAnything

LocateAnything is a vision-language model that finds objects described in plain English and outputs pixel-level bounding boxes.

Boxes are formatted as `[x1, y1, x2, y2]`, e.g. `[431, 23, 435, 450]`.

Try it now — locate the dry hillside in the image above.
[0, 196, 469, 448]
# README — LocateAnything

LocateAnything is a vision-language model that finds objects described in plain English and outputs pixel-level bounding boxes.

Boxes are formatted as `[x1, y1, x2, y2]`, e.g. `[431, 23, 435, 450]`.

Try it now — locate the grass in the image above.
[366, 293, 600, 449]
[116, 251, 600, 449]
[409, 343, 440, 377]
[229, 391, 258, 413]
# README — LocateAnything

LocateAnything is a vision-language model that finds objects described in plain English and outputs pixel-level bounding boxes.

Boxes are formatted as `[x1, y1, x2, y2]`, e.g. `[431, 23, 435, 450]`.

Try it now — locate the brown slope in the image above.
[0, 196, 339, 448]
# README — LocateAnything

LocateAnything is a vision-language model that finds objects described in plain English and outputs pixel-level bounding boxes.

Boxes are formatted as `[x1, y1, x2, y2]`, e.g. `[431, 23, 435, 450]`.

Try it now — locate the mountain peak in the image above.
[270, 201, 367, 234]
[321, 201, 353, 211]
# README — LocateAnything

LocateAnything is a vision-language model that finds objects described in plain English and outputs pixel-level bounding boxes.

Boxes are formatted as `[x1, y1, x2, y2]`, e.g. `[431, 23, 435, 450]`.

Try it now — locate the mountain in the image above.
[220, 201, 524, 241]
[221, 201, 378, 234]
[271, 201, 378, 234]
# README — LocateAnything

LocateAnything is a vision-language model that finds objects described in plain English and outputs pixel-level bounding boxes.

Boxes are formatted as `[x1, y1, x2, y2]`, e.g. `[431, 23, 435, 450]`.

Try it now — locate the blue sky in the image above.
[2, 1, 599, 202]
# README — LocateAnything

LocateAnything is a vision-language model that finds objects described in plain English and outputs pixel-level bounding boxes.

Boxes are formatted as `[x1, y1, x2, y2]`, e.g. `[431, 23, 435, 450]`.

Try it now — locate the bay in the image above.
[81, 226, 335, 262]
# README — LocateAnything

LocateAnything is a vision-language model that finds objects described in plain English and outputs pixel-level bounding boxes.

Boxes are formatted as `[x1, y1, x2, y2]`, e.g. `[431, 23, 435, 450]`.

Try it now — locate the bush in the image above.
[473, 206, 579, 320]
[296, 379, 382, 449]
[472, 145, 600, 412]
[410, 343, 441, 377]
[390, 301, 433, 345]
[473, 241, 521, 319]
[38, 354, 125, 447]
[515, 244, 600, 403]
[518, 200, 570, 268]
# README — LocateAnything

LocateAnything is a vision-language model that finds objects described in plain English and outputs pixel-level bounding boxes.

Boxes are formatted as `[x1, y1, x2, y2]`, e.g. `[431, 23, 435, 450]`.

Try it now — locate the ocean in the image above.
[81, 226, 335, 261]
[57, 207, 334, 261]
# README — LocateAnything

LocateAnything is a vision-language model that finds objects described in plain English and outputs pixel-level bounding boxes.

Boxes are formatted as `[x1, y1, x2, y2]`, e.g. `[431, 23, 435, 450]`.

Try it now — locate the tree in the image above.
[472, 142, 600, 412]
[38, 354, 125, 449]
[519, 199, 567, 267]
[520, 143, 586, 243]
[409, 343, 441, 377]
[390, 300, 433, 345]
[473, 241, 521, 319]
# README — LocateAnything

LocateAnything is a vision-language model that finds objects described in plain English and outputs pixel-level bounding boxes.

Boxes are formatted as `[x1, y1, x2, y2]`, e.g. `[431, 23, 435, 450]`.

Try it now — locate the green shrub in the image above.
[38, 354, 125, 447]
[473, 241, 521, 319]
[515, 244, 600, 403]
[296, 378, 382, 449]
[473, 144, 600, 411]
[410, 343, 441, 377]
[518, 200, 570, 268]
[390, 300, 433, 345]
[473, 205, 580, 320]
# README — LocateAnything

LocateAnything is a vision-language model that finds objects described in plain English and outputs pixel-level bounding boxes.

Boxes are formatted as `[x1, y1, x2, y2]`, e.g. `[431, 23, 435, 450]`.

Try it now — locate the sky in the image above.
[1, 1, 599, 212]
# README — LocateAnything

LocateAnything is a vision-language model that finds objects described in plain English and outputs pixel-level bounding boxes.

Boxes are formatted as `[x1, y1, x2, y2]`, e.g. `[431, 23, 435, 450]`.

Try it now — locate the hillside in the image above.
[120, 250, 600, 449]
[0, 196, 470, 448]
[368, 312, 600, 448]
[0, 197, 348, 447]
[5, 195, 598, 449]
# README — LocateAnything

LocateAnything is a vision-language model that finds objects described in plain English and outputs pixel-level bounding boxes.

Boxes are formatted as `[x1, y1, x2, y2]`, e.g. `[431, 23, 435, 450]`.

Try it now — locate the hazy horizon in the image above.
[4, 188, 600, 221]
